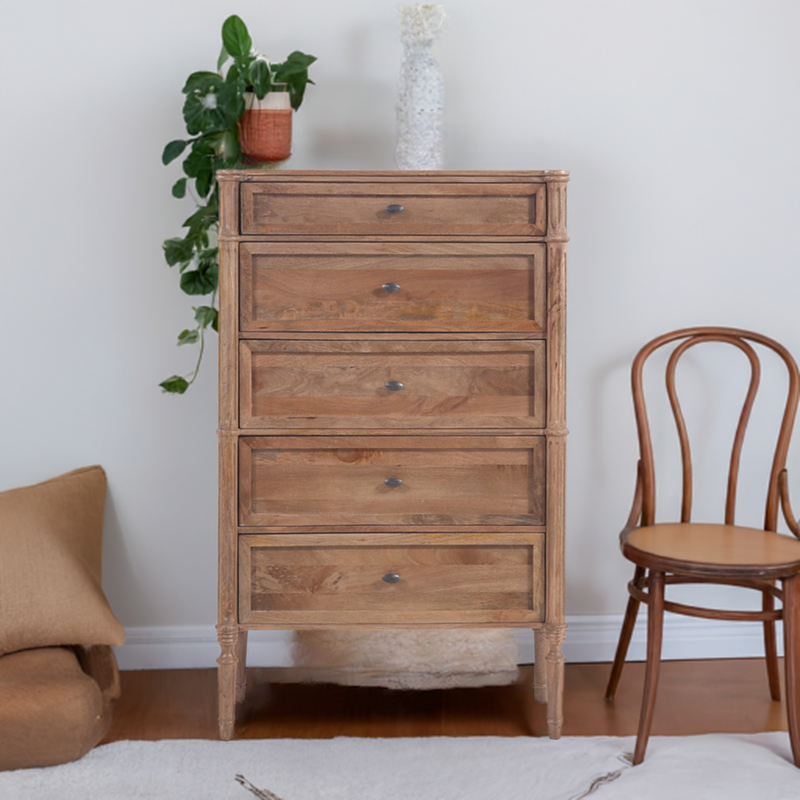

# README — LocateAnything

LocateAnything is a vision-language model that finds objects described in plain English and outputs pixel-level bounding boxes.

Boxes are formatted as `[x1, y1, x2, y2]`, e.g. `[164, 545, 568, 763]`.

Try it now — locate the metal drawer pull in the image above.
[382, 573, 402, 584]
[385, 204, 404, 214]
[384, 478, 403, 488]
[385, 381, 404, 392]
[381, 282, 401, 293]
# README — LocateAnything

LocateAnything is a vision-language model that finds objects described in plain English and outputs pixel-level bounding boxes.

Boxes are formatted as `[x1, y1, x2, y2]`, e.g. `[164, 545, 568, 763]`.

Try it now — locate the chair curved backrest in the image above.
[632, 327, 800, 530]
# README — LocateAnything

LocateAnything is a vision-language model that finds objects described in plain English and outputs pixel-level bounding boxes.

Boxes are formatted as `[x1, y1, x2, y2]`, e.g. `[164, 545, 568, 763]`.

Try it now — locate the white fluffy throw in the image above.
[292, 629, 519, 689]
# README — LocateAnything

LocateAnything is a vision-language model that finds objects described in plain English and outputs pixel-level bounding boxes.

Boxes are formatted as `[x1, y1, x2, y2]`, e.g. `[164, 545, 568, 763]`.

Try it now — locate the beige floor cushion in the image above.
[0, 647, 114, 770]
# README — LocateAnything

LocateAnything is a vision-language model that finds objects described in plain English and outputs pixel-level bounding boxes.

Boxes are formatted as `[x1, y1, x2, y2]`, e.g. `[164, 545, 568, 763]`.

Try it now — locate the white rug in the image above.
[1, 733, 799, 800]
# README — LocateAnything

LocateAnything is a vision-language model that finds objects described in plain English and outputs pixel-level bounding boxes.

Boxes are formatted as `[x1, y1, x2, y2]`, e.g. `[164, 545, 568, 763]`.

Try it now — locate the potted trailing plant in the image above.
[159, 14, 315, 394]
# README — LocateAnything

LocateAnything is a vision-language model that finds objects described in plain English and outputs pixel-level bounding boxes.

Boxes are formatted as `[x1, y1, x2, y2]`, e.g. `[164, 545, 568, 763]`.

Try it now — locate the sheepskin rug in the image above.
[291, 629, 519, 689]
[4, 733, 800, 800]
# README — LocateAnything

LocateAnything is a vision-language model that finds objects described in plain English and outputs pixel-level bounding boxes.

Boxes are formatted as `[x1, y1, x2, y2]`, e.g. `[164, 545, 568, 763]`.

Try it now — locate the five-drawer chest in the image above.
[216, 170, 569, 740]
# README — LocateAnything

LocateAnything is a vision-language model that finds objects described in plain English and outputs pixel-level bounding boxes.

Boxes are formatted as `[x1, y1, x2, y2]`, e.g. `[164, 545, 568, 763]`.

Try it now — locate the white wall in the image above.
[2, 0, 799, 667]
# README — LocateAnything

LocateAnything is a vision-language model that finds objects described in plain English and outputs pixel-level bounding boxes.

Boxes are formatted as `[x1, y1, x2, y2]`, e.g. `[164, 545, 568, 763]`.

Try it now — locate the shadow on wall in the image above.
[572, 352, 637, 609]
[101, 487, 146, 628]
[307, 79, 397, 169]
[305, 26, 398, 169]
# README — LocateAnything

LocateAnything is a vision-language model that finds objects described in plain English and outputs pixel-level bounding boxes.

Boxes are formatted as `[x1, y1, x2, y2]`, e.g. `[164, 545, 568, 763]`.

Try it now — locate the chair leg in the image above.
[633, 570, 665, 766]
[763, 587, 781, 702]
[783, 574, 800, 767]
[605, 566, 646, 700]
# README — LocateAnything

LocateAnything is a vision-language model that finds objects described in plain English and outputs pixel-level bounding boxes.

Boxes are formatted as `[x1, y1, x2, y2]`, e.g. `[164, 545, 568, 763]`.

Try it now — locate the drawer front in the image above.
[239, 242, 546, 333]
[240, 340, 546, 430]
[238, 436, 545, 527]
[238, 533, 545, 625]
[240, 181, 546, 236]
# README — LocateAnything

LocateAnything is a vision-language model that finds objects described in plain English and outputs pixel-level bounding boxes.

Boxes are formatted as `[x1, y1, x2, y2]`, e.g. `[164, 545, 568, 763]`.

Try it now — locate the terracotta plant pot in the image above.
[238, 91, 292, 163]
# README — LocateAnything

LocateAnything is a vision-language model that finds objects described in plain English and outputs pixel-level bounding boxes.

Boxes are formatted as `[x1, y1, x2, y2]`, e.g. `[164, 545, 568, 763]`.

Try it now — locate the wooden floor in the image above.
[101, 659, 788, 742]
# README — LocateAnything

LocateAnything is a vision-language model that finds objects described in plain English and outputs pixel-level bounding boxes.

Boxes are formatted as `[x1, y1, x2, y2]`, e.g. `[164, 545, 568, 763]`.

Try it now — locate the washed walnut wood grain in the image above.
[240, 181, 547, 237]
[240, 340, 546, 430]
[238, 534, 545, 626]
[217, 171, 568, 741]
[238, 435, 546, 527]
[543, 173, 569, 738]
[239, 242, 546, 333]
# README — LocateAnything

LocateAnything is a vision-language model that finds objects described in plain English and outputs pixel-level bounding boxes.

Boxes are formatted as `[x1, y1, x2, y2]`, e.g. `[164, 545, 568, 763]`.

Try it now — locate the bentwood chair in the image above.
[604, 327, 800, 766]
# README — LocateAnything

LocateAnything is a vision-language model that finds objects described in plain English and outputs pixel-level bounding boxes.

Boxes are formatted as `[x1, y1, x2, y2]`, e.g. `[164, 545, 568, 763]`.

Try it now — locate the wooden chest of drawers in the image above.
[217, 170, 568, 740]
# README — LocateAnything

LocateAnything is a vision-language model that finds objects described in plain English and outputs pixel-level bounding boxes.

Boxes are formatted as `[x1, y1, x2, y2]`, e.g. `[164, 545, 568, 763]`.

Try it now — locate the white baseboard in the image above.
[114, 626, 295, 671]
[113, 615, 781, 671]
[558, 614, 781, 664]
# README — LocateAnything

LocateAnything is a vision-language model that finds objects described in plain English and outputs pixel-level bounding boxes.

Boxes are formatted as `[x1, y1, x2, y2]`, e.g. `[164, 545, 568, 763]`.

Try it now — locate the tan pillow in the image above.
[0, 466, 125, 656]
[0, 646, 113, 770]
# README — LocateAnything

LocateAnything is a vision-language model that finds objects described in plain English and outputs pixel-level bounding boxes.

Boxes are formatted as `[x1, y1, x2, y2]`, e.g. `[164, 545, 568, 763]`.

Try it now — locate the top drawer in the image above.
[240, 182, 547, 237]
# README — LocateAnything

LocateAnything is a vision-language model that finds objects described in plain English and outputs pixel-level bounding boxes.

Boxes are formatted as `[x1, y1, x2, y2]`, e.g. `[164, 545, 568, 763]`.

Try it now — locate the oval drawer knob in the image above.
[381, 282, 401, 293]
[385, 204, 404, 214]
[384, 478, 403, 488]
[385, 381, 404, 392]
[382, 573, 402, 584]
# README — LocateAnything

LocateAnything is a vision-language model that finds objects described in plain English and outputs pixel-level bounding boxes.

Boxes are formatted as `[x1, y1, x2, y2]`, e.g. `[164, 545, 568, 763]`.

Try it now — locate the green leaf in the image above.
[216, 86, 245, 132]
[182, 71, 223, 95]
[160, 375, 190, 394]
[224, 61, 242, 85]
[217, 129, 240, 162]
[195, 223, 216, 251]
[181, 73, 242, 135]
[185, 208, 218, 240]
[180, 271, 208, 295]
[275, 51, 317, 77]
[217, 44, 230, 72]
[181, 149, 208, 178]
[182, 148, 215, 198]
[171, 178, 187, 198]
[162, 139, 188, 165]
[194, 305, 219, 329]
[197, 246, 219, 267]
[182, 205, 214, 233]
[180, 261, 218, 295]
[221, 15, 252, 58]
[182, 96, 221, 137]
[163, 237, 195, 267]
[274, 52, 317, 110]
[249, 59, 272, 98]
[195, 168, 214, 199]
[217, 84, 245, 126]
[285, 76, 308, 111]
[177, 328, 200, 345]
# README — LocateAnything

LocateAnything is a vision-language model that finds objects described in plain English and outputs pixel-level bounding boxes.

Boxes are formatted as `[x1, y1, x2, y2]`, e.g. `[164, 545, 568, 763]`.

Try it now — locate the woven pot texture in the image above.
[239, 109, 292, 163]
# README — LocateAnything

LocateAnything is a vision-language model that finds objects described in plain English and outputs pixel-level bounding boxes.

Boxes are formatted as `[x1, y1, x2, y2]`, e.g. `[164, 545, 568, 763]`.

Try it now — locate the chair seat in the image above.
[623, 523, 800, 578]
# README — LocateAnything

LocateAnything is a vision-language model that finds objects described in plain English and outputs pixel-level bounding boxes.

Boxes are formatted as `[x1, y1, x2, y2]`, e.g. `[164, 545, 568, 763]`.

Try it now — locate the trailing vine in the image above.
[159, 14, 315, 393]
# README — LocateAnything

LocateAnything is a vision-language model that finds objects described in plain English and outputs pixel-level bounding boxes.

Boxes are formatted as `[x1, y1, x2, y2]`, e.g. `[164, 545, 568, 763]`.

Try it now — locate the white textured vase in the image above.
[395, 4, 446, 170]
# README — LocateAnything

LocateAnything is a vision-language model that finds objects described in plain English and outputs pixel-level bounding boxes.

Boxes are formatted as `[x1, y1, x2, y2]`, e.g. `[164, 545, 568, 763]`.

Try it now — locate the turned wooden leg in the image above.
[217, 624, 240, 740]
[783, 574, 800, 766]
[633, 570, 665, 766]
[763, 587, 781, 701]
[533, 629, 548, 703]
[235, 630, 248, 704]
[605, 566, 645, 701]
[544, 623, 567, 739]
